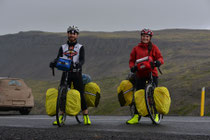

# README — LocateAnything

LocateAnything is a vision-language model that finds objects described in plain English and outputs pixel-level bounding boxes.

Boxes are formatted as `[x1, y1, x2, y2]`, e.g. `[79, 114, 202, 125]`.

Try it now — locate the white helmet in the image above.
[67, 25, 79, 34]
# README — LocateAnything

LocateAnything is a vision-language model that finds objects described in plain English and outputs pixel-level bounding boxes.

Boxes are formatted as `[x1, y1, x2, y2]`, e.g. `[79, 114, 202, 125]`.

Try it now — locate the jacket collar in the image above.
[67, 40, 77, 46]
[138, 42, 149, 48]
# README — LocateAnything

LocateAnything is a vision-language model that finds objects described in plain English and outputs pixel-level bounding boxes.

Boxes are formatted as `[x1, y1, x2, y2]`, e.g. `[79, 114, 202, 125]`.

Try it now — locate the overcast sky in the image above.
[0, 0, 210, 35]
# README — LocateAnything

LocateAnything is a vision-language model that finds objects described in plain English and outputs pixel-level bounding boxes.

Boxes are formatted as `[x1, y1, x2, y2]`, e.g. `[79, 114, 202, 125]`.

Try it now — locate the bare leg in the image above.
[82, 109, 88, 115]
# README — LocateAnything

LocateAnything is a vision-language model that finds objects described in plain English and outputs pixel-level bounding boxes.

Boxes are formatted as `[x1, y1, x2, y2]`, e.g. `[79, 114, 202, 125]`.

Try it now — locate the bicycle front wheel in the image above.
[129, 102, 136, 117]
[56, 86, 67, 127]
[145, 84, 162, 124]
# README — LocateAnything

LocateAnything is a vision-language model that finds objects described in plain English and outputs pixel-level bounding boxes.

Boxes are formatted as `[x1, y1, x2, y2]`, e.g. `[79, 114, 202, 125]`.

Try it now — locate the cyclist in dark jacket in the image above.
[50, 26, 91, 125]
[127, 28, 164, 124]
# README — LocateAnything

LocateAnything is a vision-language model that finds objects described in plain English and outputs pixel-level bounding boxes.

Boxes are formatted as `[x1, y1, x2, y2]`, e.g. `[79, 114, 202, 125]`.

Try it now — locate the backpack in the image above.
[82, 74, 92, 85]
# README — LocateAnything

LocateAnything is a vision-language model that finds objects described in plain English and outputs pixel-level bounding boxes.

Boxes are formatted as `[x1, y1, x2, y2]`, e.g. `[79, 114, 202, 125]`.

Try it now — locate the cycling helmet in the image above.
[140, 28, 153, 36]
[67, 25, 79, 34]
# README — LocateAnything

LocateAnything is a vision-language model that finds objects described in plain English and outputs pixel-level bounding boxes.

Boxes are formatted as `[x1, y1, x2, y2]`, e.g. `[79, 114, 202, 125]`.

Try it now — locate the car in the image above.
[0, 77, 34, 115]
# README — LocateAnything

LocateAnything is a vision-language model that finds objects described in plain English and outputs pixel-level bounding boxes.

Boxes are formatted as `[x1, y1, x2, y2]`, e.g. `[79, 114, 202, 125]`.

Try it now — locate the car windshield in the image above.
[8, 80, 22, 86]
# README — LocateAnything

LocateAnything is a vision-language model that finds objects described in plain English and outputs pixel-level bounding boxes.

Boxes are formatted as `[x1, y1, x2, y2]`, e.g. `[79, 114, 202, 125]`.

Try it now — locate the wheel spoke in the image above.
[145, 84, 162, 124]
[56, 86, 67, 127]
[75, 111, 83, 124]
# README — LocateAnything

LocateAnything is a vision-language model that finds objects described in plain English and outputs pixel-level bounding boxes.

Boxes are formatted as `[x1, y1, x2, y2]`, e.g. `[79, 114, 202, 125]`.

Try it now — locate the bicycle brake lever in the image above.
[52, 67, 55, 76]
[158, 67, 162, 75]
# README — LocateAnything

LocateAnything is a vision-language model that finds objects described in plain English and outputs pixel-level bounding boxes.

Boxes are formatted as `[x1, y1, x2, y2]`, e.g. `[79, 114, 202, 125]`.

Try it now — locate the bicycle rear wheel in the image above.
[56, 86, 67, 127]
[75, 111, 83, 124]
[145, 84, 162, 124]
[129, 103, 141, 121]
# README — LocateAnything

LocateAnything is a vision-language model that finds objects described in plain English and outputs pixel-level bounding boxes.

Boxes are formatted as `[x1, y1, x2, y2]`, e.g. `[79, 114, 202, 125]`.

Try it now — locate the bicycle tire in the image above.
[75, 111, 83, 124]
[129, 103, 136, 117]
[56, 86, 67, 127]
[145, 84, 162, 124]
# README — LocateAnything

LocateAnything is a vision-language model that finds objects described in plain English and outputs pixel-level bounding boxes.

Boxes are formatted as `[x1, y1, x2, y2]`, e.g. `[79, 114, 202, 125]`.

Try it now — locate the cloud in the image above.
[0, 0, 210, 35]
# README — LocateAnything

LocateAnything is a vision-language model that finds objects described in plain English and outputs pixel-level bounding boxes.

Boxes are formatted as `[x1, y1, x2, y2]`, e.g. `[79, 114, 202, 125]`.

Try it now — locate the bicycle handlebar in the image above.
[135, 56, 163, 75]
[50, 66, 81, 77]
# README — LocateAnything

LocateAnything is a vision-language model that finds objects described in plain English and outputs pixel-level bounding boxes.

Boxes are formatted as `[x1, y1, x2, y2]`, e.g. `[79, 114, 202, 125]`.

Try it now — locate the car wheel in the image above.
[19, 108, 31, 115]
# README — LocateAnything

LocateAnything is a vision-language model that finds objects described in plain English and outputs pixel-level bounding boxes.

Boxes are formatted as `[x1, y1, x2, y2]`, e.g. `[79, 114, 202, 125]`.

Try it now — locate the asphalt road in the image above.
[0, 115, 209, 140]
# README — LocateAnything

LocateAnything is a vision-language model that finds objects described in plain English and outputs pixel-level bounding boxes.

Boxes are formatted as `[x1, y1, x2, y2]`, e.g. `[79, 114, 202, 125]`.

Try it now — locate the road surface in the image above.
[0, 115, 209, 140]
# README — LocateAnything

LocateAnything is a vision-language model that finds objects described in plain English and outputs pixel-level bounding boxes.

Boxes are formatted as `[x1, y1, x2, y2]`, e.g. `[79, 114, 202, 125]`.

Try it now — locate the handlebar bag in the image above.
[56, 58, 72, 71]
[136, 56, 153, 76]
[117, 80, 133, 106]
[84, 82, 101, 107]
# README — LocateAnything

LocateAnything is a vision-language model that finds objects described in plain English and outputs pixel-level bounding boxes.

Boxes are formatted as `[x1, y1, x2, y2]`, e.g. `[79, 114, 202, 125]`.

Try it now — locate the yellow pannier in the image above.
[134, 89, 148, 116]
[154, 87, 171, 115]
[84, 82, 101, 107]
[117, 80, 133, 106]
[45, 88, 58, 116]
[65, 89, 81, 116]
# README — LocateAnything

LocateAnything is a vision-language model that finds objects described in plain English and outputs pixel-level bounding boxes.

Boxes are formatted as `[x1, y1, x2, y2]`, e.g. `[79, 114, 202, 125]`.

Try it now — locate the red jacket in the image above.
[129, 42, 164, 78]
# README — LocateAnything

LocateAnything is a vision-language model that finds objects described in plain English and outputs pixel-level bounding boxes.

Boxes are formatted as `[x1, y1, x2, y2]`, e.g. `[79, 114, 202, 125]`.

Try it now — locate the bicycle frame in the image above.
[59, 71, 69, 87]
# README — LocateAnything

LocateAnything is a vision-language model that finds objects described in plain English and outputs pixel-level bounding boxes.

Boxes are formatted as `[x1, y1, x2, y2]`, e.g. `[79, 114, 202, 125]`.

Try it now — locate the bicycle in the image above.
[144, 69, 163, 124]
[129, 56, 163, 124]
[51, 58, 82, 127]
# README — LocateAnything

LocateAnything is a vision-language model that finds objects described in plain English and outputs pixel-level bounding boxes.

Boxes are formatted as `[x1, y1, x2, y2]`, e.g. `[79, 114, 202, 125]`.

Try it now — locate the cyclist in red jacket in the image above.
[127, 28, 164, 124]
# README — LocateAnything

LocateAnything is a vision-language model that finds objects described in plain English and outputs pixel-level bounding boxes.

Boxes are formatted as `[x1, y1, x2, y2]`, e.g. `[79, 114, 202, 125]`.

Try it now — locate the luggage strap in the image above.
[84, 92, 96, 96]
[123, 88, 133, 95]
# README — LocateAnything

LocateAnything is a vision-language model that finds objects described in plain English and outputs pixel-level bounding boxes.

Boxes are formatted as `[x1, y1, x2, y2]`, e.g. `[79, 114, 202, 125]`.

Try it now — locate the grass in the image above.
[172, 104, 200, 116]
[24, 74, 127, 115]
[24, 67, 210, 116]
[88, 75, 127, 115]
[24, 80, 59, 114]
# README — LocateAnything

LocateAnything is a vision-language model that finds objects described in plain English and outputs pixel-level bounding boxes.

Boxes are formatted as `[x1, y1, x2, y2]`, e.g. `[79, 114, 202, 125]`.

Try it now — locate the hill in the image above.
[0, 29, 210, 116]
